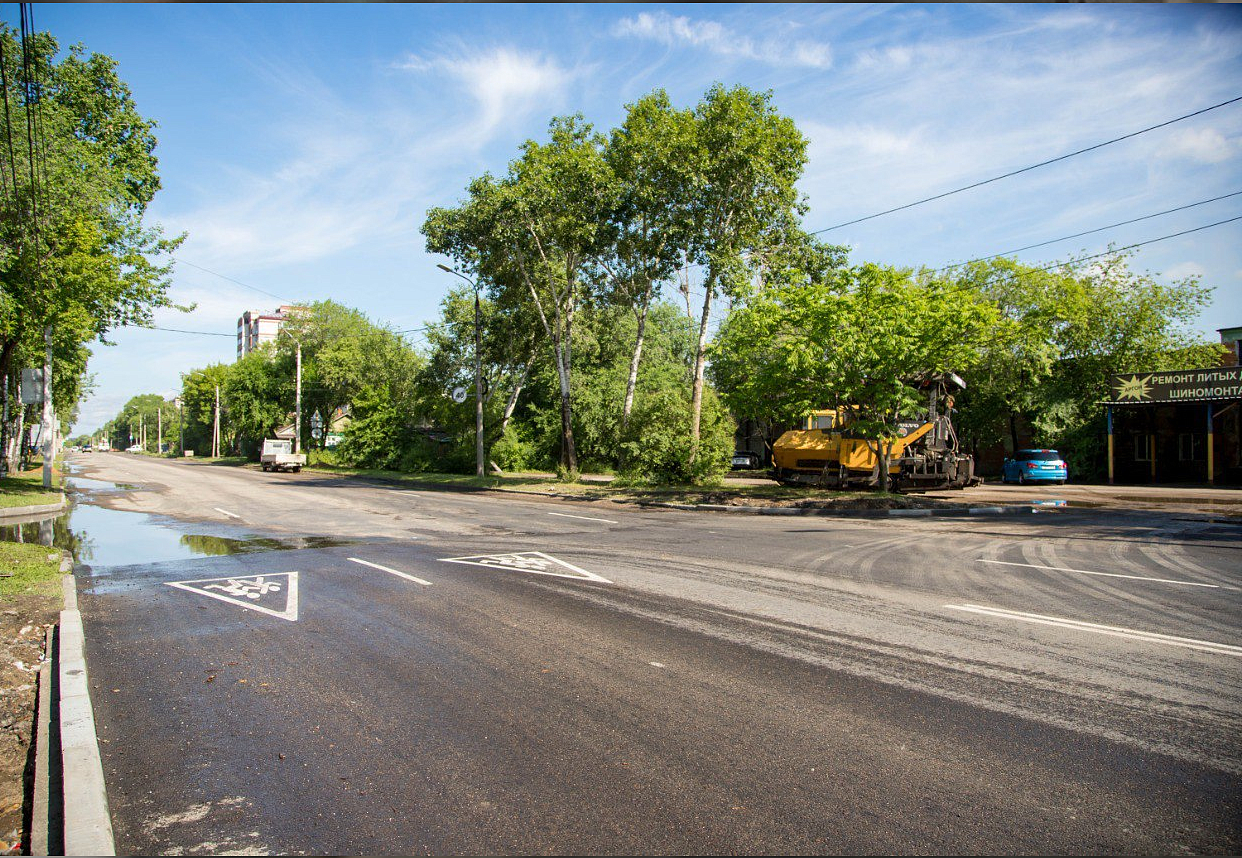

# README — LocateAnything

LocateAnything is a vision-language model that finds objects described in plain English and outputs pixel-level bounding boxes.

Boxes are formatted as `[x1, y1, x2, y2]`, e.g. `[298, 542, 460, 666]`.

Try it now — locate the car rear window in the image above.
[1016, 450, 1061, 461]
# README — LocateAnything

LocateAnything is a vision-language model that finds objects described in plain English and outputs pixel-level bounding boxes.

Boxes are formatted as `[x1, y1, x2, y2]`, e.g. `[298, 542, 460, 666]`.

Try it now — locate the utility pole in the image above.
[176, 397, 184, 455]
[213, 384, 221, 458]
[158, 406, 162, 454]
[295, 341, 302, 455]
[41, 327, 53, 488]
[436, 264, 485, 478]
[140, 413, 145, 451]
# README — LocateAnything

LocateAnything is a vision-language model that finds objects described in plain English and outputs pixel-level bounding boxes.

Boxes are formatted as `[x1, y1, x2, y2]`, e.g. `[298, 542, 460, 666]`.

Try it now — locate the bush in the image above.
[490, 424, 538, 472]
[619, 386, 734, 485]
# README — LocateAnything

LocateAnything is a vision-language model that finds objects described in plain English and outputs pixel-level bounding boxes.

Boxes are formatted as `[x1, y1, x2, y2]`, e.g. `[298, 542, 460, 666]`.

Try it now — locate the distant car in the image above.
[731, 450, 761, 470]
[126, 444, 143, 453]
[81, 445, 92, 453]
[1002, 449, 1068, 485]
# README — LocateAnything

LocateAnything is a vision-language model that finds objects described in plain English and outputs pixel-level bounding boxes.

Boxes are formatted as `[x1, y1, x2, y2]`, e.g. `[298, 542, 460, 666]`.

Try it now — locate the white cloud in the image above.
[397, 46, 574, 136]
[1164, 261, 1206, 281]
[1162, 127, 1239, 165]
[613, 11, 832, 69]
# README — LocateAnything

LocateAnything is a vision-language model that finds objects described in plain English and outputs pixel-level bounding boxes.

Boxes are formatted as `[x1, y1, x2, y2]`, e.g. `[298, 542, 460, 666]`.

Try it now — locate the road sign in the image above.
[20, 368, 43, 404]
[451, 386, 468, 404]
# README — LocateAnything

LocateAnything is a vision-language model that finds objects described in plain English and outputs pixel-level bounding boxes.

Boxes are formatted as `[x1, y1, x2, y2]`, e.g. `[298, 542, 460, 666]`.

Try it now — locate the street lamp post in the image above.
[436, 263, 484, 478]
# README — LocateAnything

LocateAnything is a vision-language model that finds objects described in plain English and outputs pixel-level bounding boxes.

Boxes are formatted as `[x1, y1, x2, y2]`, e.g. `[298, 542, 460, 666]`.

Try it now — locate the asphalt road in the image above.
[66, 453, 1241, 854]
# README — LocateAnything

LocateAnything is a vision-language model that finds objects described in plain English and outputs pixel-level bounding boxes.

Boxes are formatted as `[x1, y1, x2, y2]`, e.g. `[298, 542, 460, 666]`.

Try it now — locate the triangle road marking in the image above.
[165, 571, 300, 621]
[438, 551, 612, 584]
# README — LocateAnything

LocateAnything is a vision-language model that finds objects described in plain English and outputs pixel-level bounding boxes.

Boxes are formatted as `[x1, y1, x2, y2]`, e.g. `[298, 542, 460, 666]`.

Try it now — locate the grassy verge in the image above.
[298, 462, 959, 509]
[0, 541, 64, 600]
[0, 473, 62, 509]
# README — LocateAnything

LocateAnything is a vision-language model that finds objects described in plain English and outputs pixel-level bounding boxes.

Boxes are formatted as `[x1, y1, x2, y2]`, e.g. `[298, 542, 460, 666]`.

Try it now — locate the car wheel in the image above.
[1018, 472, 1027, 485]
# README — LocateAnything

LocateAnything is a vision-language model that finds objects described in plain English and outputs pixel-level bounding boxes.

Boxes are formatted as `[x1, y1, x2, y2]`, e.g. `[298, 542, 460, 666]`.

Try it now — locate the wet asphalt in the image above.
[59, 454, 1242, 854]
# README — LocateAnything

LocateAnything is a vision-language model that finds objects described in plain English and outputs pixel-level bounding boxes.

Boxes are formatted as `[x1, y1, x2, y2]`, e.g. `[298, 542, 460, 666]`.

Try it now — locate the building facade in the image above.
[1102, 329, 1242, 485]
[236, 306, 301, 360]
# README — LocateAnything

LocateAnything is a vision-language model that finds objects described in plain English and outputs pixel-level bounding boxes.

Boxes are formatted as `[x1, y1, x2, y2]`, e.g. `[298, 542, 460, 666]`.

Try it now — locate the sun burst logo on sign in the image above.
[1115, 374, 1153, 401]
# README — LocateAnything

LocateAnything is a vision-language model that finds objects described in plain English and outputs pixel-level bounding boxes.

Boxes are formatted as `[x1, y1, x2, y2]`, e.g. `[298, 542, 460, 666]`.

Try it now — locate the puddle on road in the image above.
[0, 474, 352, 568]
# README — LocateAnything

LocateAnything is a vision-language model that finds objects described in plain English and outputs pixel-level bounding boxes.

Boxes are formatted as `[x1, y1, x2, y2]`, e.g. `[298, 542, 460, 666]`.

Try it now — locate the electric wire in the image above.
[172, 256, 292, 303]
[936, 191, 1242, 273]
[809, 94, 1242, 235]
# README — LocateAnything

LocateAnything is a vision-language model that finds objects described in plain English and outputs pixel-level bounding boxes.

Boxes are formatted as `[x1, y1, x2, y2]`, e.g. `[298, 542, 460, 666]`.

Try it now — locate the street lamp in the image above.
[436, 263, 484, 478]
[174, 396, 184, 456]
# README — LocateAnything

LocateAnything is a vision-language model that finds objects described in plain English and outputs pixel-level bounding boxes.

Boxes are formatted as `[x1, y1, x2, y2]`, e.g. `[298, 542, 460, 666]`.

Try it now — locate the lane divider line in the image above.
[213, 507, 241, 519]
[548, 512, 618, 524]
[976, 558, 1219, 588]
[944, 603, 1242, 657]
[348, 557, 433, 586]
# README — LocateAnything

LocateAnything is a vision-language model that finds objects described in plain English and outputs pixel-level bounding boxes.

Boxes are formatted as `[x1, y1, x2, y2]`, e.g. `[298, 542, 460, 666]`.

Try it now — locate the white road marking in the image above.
[548, 512, 618, 524]
[439, 551, 612, 584]
[944, 603, 1242, 657]
[977, 558, 1219, 588]
[648, 662, 666, 668]
[213, 507, 241, 519]
[347, 557, 433, 586]
[166, 572, 299, 621]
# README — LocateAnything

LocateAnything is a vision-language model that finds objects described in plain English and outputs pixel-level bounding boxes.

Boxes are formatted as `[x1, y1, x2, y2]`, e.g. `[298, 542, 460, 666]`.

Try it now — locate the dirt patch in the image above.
[0, 593, 57, 854]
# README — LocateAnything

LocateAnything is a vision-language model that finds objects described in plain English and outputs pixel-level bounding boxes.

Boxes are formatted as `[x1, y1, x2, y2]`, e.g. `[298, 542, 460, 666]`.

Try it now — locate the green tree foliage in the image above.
[944, 251, 1223, 475]
[682, 84, 808, 459]
[619, 385, 734, 485]
[0, 27, 182, 442]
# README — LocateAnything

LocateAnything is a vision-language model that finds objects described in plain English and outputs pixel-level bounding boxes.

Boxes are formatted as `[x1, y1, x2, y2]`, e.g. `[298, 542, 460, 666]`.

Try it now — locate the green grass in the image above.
[0, 541, 64, 600]
[0, 474, 62, 509]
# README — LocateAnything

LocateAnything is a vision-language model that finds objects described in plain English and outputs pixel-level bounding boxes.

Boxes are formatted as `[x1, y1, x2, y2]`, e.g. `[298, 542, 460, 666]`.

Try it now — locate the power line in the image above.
[172, 257, 292, 302]
[138, 325, 235, 337]
[810, 94, 1242, 235]
[1024, 213, 1242, 275]
[937, 190, 1242, 273]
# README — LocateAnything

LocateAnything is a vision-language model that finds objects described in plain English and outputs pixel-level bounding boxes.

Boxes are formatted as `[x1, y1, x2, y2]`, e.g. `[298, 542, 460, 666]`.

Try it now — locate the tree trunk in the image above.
[620, 280, 653, 433]
[688, 278, 715, 464]
[500, 353, 534, 435]
[1008, 411, 1019, 454]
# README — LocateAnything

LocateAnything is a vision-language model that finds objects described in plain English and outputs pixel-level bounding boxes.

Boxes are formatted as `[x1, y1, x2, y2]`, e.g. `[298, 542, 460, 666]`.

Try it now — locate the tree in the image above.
[942, 251, 1223, 475]
[425, 115, 616, 475]
[602, 90, 695, 434]
[683, 85, 808, 461]
[0, 27, 182, 474]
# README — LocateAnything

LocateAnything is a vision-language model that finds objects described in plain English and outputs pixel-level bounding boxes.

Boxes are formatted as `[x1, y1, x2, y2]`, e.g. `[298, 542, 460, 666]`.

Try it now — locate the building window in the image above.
[1178, 433, 1205, 461]
[1133, 435, 1151, 462]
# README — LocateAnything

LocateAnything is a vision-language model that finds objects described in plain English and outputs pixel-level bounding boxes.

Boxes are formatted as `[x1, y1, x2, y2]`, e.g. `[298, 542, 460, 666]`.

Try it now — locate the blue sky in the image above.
[23, 3, 1242, 433]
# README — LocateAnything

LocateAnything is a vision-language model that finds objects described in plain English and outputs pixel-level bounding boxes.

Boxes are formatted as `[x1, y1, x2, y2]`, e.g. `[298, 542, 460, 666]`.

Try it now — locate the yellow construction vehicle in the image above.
[771, 372, 977, 491]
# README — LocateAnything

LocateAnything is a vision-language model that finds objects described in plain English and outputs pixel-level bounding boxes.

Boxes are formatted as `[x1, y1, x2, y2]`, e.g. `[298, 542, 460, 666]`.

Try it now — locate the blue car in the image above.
[1002, 449, 1068, 485]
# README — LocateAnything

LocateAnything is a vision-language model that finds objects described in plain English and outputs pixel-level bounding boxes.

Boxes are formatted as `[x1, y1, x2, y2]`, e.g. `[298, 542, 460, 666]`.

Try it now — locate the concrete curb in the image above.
[640, 501, 1044, 518]
[57, 573, 115, 856]
[0, 495, 65, 519]
[30, 628, 52, 857]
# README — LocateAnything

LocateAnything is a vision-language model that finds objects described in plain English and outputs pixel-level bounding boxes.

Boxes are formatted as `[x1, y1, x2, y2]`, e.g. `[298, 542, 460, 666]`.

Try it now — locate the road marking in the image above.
[213, 507, 241, 519]
[347, 557, 433, 586]
[944, 603, 1242, 657]
[648, 662, 666, 668]
[977, 558, 1219, 588]
[548, 512, 618, 524]
[166, 572, 299, 621]
[439, 551, 612, 584]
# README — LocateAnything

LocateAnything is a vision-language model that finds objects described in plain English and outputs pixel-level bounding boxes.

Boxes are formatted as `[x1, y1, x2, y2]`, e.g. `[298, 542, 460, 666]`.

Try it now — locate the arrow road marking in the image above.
[548, 512, 618, 524]
[977, 558, 1219, 588]
[438, 551, 612, 584]
[347, 557, 433, 586]
[166, 572, 299, 621]
[944, 603, 1242, 657]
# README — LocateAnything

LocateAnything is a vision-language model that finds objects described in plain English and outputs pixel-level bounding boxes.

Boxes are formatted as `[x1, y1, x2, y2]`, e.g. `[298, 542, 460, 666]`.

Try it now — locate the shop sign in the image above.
[1107, 366, 1242, 404]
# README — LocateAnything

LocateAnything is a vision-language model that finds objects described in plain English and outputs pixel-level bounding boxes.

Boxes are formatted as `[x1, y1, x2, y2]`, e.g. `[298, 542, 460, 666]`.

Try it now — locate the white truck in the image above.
[260, 439, 306, 473]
